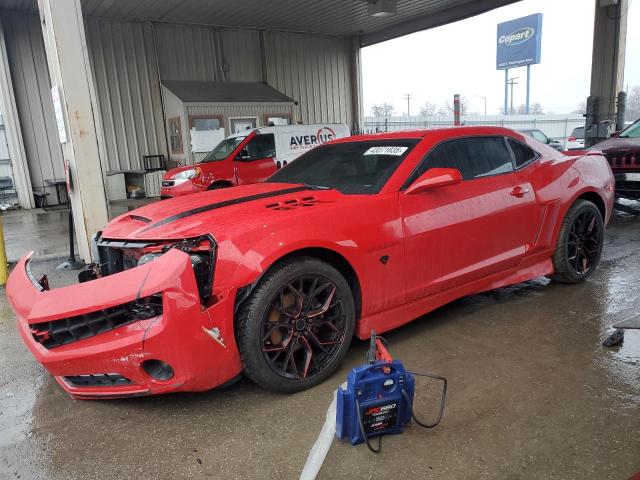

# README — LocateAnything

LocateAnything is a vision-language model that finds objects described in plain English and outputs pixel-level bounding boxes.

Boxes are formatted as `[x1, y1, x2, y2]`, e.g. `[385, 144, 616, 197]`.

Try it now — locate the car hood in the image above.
[592, 136, 640, 153]
[102, 183, 344, 241]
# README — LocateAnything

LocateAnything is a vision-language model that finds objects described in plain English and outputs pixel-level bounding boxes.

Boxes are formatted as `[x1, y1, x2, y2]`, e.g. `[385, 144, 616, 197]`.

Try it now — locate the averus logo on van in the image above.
[499, 27, 534, 46]
[316, 127, 336, 144]
[289, 127, 336, 149]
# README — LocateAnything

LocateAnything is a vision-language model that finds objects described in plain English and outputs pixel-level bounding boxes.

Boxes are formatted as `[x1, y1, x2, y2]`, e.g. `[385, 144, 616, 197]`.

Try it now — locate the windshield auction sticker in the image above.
[364, 146, 408, 156]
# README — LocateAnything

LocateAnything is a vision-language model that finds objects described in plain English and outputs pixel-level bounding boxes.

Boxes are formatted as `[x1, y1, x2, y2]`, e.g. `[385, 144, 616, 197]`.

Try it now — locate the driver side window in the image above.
[406, 136, 514, 186]
[240, 134, 276, 161]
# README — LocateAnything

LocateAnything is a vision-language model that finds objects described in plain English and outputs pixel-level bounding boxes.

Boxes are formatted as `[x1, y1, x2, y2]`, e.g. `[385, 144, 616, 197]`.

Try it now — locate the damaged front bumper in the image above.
[6, 249, 242, 399]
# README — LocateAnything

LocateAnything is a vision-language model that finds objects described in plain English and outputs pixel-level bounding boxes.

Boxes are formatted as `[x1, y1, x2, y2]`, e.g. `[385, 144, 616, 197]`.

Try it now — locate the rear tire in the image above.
[551, 199, 604, 283]
[236, 257, 355, 393]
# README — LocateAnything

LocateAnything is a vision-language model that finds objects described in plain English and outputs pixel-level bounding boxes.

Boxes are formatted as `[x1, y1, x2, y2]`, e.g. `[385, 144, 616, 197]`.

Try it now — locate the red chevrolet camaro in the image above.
[8, 127, 614, 399]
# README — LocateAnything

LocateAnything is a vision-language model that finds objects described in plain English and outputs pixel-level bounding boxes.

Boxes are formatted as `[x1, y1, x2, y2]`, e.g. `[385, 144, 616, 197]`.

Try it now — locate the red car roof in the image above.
[332, 126, 524, 143]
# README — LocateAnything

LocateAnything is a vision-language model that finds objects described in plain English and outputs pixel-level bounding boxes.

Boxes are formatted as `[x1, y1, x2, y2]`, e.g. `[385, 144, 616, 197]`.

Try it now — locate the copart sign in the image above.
[496, 13, 542, 70]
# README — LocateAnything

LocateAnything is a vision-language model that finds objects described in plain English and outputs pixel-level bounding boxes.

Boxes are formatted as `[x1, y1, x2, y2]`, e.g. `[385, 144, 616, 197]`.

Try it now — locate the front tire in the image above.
[236, 257, 355, 393]
[551, 199, 604, 283]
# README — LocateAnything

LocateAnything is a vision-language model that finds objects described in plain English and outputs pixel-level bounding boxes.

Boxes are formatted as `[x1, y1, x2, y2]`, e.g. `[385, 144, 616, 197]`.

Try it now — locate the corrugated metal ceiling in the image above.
[1, 0, 518, 43]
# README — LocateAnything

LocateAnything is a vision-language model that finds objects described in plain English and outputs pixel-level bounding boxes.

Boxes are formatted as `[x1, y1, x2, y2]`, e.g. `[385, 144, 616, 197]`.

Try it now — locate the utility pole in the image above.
[508, 77, 519, 114]
[403, 93, 412, 117]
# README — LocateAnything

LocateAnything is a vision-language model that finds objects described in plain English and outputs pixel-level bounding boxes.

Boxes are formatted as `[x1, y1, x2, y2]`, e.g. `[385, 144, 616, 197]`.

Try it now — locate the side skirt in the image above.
[356, 255, 553, 339]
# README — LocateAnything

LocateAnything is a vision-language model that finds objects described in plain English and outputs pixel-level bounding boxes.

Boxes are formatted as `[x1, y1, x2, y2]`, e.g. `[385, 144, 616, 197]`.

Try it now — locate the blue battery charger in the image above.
[336, 359, 416, 446]
[335, 332, 447, 453]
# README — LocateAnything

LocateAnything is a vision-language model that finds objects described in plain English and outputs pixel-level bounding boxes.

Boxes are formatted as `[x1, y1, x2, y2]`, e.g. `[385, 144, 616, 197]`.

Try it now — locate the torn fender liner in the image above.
[139, 185, 311, 233]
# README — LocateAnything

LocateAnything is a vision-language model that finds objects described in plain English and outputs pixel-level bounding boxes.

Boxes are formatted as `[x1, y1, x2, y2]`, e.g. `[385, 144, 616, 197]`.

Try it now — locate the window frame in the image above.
[263, 112, 292, 126]
[402, 135, 527, 190]
[229, 116, 258, 134]
[168, 116, 183, 155]
[188, 114, 224, 132]
[235, 133, 276, 162]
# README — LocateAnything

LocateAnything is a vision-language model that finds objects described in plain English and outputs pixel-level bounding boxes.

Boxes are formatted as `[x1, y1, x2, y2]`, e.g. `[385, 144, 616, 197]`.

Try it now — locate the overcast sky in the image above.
[362, 0, 639, 116]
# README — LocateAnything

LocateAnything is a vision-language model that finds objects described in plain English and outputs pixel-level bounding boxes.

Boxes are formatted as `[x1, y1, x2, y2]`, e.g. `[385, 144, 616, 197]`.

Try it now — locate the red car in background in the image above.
[160, 123, 350, 198]
[7, 127, 614, 399]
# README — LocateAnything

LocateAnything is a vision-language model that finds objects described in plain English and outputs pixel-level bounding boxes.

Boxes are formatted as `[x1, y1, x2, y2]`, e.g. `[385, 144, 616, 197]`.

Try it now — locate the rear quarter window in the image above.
[507, 138, 539, 168]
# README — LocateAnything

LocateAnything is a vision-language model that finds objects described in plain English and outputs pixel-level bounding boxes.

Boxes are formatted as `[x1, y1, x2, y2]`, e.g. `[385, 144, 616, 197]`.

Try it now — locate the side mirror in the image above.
[406, 168, 463, 195]
[236, 148, 250, 160]
[610, 131, 620, 138]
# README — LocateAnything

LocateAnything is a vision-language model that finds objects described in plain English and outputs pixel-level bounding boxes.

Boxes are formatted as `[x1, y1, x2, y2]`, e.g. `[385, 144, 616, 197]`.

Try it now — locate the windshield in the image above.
[200, 136, 246, 162]
[571, 127, 585, 139]
[266, 139, 419, 194]
[619, 119, 640, 138]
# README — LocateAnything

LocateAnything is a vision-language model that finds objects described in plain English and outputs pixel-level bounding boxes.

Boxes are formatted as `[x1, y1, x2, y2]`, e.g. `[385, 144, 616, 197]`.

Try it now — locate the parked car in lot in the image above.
[160, 123, 350, 198]
[591, 117, 640, 199]
[7, 127, 614, 399]
[566, 126, 585, 150]
[517, 128, 564, 151]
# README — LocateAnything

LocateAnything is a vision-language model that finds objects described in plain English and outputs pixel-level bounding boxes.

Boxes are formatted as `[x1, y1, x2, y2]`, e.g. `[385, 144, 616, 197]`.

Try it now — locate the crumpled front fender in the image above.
[8, 249, 194, 324]
[6, 249, 242, 399]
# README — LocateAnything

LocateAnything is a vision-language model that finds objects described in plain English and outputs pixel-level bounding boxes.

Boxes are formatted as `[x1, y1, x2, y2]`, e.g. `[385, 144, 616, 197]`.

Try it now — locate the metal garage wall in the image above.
[219, 28, 262, 82]
[2, 14, 356, 204]
[2, 12, 64, 197]
[264, 31, 353, 126]
[153, 22, 222, 82]
[84, 19, 167, 172]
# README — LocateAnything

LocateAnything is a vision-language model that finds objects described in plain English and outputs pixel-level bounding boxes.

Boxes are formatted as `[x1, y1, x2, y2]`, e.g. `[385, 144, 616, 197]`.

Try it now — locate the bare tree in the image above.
[572, 100, 586, 115]
[531, 102, 544, 114]
[515, 103, 544, 115]
[419, 101, 438, 116]
[370, 102, 395, 118]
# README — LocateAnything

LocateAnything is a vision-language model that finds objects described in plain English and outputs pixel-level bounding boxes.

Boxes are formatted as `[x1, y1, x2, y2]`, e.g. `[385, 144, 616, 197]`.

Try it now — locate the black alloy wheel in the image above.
[236, 257, 355, 393]
[261, 275, 347, 380]
[566, 210, 602, 275]
[551, 199, 604, 283]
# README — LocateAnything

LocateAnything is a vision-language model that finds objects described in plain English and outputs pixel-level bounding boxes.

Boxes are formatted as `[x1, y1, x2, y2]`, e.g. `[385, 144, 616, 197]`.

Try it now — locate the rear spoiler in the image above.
[562, 149, 604, 157]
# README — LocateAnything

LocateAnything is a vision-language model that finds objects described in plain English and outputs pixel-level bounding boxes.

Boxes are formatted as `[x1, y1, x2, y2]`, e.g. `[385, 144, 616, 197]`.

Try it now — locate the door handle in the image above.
[510, 186, 530, 198]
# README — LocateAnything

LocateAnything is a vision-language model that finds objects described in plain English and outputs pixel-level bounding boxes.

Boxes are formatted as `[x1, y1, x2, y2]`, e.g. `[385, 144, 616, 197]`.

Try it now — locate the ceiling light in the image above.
[368, 0, 397, 17]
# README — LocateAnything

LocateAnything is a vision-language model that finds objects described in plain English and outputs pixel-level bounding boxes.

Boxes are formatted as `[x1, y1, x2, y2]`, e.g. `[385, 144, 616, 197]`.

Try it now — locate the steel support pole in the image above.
[504, 69, 509, 115]
[37, 0, 109, 262]
[526, 65, 531, 114]
[589, 0, 628, 128]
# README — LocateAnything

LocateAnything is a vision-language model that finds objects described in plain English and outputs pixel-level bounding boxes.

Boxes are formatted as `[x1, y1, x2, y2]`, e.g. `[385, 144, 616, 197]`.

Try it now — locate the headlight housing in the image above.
[93, 235, 217, 305]
[172, 167, 201, 180]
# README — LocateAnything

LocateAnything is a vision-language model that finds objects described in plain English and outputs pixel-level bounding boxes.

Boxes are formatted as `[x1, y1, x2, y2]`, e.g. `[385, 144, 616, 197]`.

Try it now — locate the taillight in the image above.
[568, 136, 576, 142]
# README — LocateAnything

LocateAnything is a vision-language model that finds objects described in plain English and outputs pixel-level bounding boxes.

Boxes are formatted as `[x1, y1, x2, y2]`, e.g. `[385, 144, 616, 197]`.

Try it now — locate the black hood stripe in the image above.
[140, 186, 311, 233]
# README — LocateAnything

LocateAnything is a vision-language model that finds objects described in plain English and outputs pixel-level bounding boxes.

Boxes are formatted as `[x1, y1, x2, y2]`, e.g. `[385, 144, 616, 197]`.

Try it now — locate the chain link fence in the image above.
[363, 114, 585, 148]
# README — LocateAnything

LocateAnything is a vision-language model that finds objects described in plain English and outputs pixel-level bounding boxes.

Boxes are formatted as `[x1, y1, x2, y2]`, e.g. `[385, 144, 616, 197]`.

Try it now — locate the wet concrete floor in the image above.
[2, 199, 155, 263]
[1, 214, 639, 479]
